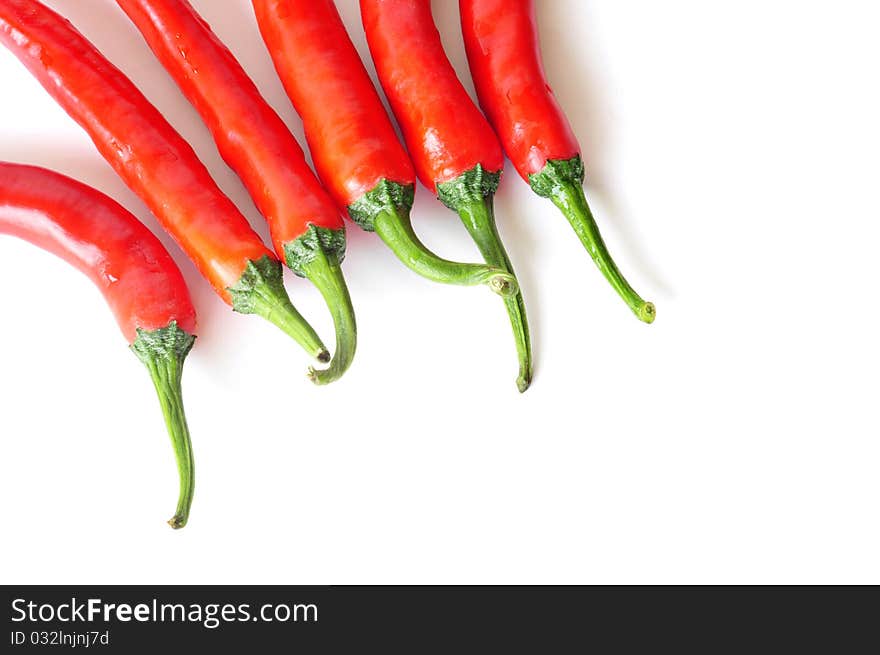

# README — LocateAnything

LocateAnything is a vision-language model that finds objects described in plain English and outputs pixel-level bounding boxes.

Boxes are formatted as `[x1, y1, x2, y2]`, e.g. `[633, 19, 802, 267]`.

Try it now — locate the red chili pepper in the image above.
[251, 0, 516, 298]
[116, 0, 356, 384]
[0, 0, 330, 363]
[360, 0, 532, 392]
[0, 162, 197, 528]
[460, 0, 655, 323]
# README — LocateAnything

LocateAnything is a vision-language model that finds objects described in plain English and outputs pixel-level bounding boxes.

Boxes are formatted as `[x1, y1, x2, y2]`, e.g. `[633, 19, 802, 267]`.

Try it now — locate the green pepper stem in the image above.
[456, 198, 533, 393]
[227, 255, 330, 362]
[531, 157, 654, 323]
[551, 182, 654, 323]
[252, 295, 330, 362]
[130, 322, 196, 529]
[301, 245, 357, 385]
[373, 204, 518, 298]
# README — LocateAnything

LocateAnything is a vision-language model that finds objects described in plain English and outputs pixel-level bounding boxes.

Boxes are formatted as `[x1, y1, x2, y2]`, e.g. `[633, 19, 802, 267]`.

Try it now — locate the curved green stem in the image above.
[348, 179, 517, 297]
[227, 255, 330, 362]
[284, 226, 357, 385]
[457, 198, 533, 393]
[373, 206, 517, 297]
[531, 156, 655, 323]
[437, 164, 532, 392]
[130, 322, 196, 529]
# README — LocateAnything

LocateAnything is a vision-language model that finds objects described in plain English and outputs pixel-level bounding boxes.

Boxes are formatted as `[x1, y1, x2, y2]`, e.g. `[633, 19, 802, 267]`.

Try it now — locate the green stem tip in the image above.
[531, 156, 655, 324]
[284, 226, 357, 385]
[438, 165, 533, 393]
[227, 255, 329, 361]
[130, 321, 196, 529]
[348, 179, 518, 297]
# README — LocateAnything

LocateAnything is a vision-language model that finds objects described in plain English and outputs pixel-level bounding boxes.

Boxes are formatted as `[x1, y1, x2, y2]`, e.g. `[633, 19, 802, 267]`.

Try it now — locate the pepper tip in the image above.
[167, 514, 187, 530]
[639, 302, 656, 324]
[488, 271, 519, 298]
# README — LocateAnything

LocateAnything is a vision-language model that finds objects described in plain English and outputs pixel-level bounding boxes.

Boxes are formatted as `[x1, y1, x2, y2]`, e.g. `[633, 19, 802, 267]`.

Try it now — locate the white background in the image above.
[1, 0, 878, 584]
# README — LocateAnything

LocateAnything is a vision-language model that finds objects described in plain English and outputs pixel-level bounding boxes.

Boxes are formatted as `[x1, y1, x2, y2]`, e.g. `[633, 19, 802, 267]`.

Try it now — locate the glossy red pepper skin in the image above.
[0, 162, 198, 528]
[253, 0, 517, 301]
[459, 0, 579, 181]
[360, 0, 504, 190]
[0, 0, 329, 360]
[117, 0, 354, 383]
[0, 0, 272, 303]
[360, 0, 532, 392]
[459, 0, 655, 324]
[116, 0, 343, 258]
[0, 163, 196, 342]
[252, 0, 414, 209]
